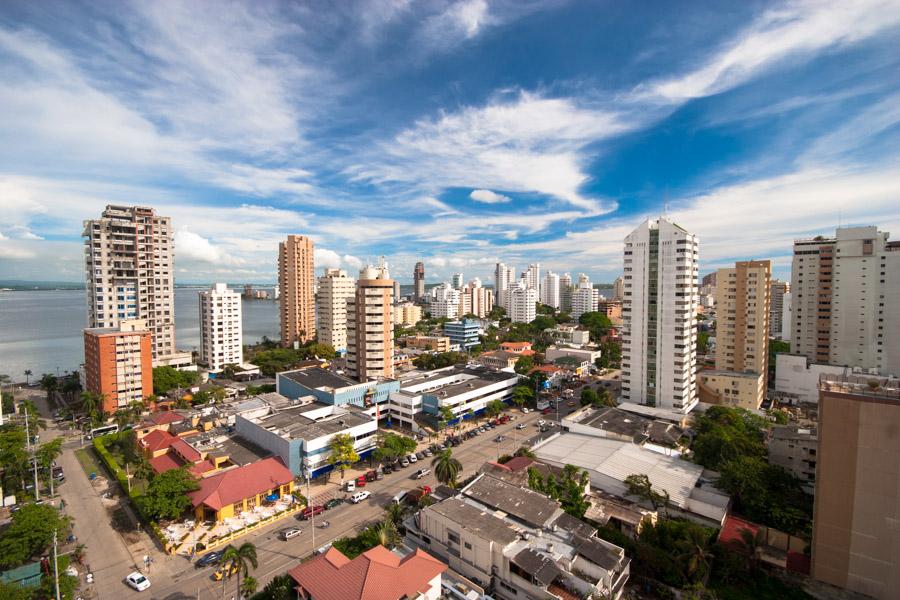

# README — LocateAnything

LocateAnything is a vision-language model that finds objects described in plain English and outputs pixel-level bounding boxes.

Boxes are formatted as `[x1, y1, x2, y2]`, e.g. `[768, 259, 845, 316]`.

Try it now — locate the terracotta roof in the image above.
[170, 438, 203, 463]
[502, 456, 535, 472]
[188, 459, 218, 477]
[149, 453, 185, 474]
[190, 457, 293, 511]
[718, 514, 759, 547]
[148, 411, 185, 426]
[500, 341, 532, 351]
[288, 545, 446, 600]
[531, 364, 563, 374]
[140, 429, 178, 453]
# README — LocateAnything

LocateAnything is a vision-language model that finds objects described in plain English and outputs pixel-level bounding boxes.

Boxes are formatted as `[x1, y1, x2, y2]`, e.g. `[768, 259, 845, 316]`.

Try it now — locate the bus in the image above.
[88, 424, 119, 439]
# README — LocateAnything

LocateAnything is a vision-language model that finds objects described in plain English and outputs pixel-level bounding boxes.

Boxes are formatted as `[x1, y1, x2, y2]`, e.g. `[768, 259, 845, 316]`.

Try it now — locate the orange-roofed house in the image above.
[288, 545, 447, 600]
[190, 457, 294, 522]
[500, 341, 535, 356]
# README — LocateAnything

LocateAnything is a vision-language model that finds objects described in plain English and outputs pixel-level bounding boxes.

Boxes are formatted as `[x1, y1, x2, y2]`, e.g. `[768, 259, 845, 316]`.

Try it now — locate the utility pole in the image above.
[52, 529, 61, 600]
[307, 469, 315, 551]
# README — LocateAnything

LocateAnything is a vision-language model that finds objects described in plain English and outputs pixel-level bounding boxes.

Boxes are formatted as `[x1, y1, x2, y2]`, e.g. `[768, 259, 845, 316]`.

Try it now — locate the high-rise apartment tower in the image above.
[199, 283, 243, 373]
[316, 268, 356, 353]
[346, 263, 395, 381]
[278, 235, 315, 347]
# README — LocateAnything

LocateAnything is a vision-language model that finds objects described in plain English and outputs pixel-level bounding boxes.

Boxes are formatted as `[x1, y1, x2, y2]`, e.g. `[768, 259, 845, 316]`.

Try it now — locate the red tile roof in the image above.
[190, 457, 293, 511]
[288, 545, 446, 600]
[188, 459, 218, 477]
[502, 456, 536, 472]
[139, 429, 178, 453]
[718, 514, 760, 547]
[148, 411, 185, 426]
[501, 341, 533, 351]
[170, 438, 202, 463]
[149, 453, 186, 475]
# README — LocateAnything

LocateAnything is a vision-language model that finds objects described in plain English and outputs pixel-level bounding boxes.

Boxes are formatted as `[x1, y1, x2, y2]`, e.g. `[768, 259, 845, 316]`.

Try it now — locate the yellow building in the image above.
[189, 457, 295, 522]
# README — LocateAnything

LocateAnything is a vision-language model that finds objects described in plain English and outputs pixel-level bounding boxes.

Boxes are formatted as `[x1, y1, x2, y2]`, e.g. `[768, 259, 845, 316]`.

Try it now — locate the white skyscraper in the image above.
[508, 284, 537, 324]
[526, 263, 542, 296]
[83, 204, 176, 365]
[429, 283, 461, 319]
[451, 273, 464, 290]
[622, 217, 700, 413]
[541, 271, 561, 308]
[571, 274, 598, 320]
[494, 263, 516, 311]
[316, 268, 356, 353]
[199, 283, 243, 373]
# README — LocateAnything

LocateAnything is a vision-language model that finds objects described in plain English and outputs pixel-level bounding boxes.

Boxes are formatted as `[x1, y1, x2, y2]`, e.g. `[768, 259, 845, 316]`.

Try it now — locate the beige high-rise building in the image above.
[347, 263, 395, 382]
[791, 226, 900, 376]
[278, 235, 315, 347]
[83, 205, 175, 365]
[812, 374, 900, 599]
[394, 302, 423, 327]
[612, 275, 625, 301]
[699, 261, 771, 410]
[769, 279, 789, 339]
[460, 278, 494, 318]
[316, 268, 355, 353]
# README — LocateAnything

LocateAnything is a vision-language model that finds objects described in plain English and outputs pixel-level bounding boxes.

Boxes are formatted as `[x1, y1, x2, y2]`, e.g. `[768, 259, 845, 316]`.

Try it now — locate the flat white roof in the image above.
[534, 433, 706, 509]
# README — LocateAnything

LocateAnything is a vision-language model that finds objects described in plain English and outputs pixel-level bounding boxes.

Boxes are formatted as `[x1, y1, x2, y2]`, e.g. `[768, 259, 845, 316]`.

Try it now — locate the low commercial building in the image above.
[768, 425, 817, 494]
[499, 341, 534, 355]
[83, 319, 153, 414]
[534, 433, 729, 527]
[545, 345, 601, 365]
[552, 355, 591, 377]
[403, 335, 451, 353]
[774, 354, 852, 404]
[389, 365, 519, 430]
[189, 456, 294, 522]
[276, 366, 399, 417]
[698, 370, 767, 411]
[407, 472, 630, 600]
[288, 545, 446, 600]
[236, 401, 377, 477]
[544, 325, 591, 348]
[476, 350, 519, 370]
[597, 300, 622, 320]
[394, 302, 424, 327]
[444, 319, 480, 350]
[562, 406, 685, 456]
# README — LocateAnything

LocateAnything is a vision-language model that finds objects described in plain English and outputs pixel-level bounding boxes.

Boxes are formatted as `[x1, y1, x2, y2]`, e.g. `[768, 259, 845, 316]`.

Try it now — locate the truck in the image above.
[406, 485, 432, 505]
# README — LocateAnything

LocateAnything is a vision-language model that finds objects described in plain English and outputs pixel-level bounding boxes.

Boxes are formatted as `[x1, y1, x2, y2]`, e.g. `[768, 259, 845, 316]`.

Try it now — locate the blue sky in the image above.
[1, 0, 899, 284]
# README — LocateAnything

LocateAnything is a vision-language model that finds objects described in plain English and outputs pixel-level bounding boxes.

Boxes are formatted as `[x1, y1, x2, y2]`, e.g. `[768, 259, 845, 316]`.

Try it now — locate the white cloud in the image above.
[174, 229, 238, 265]
[640, 0, 900, 102]
[352, 92, 628, 211]
[315, 248, 343, 269]
[342, 254, 364, 270]
[470, 189, 511, 204]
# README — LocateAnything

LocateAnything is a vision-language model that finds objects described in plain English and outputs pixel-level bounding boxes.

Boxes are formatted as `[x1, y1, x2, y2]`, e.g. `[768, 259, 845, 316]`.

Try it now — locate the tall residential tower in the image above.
[199, 283, 243, 373]
[316, 268, 356, 354]
[278, 235, 315, 347]
[622, 217, 700, 413]
[413, 262, 426, 302]
[346, 263, 395, 381]
[83, 205, 176, 365]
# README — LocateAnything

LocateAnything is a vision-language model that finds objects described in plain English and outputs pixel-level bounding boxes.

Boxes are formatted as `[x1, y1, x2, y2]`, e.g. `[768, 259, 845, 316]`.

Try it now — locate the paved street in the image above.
[53, 407, 544, 600]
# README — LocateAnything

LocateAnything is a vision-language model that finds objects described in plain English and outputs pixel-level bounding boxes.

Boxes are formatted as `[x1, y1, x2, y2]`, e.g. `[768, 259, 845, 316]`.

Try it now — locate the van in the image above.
[280, 527, 302, 541]
[392, 491, 409, 505]
[345, 480, 356, 492]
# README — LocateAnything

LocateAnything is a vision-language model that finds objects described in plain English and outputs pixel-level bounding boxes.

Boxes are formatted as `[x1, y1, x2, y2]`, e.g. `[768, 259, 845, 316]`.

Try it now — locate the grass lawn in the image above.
[74, 447, 104, 478]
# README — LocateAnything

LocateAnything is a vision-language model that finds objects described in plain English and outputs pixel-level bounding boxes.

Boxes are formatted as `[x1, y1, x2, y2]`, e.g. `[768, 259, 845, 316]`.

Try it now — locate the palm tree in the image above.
[737, 527, 766, 573]
[431, 448, 462, 487]
[676, 527, 713, 584]
[240, 576, 258, 598]
[260, 574, 294, 600]
[80, 391, 102, 418]
[24, 370, 32, 386]
[221, 542, 258, 599]
[385, 501, 406, 525]
[376, 519, 401, 549]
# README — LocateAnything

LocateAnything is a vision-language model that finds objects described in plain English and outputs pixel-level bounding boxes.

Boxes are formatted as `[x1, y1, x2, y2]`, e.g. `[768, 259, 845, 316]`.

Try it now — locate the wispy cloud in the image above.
[470, 189, 511, 203]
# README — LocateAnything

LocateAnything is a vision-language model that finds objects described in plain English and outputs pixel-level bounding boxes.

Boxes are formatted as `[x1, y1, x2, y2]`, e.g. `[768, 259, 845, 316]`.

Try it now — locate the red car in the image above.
[365, 470, 377, 482]
[299, 505, 324, 520]
[542, 407, 554, 415]
[356, 475, 367, 487]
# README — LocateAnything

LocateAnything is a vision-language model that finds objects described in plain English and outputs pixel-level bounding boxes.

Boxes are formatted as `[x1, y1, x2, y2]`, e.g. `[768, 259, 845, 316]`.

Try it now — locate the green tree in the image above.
[221, 542, 258, 600]
[511, 385, 533, 408]
[676, 526, 714, 584]
[431, 448, 462, 487]
[376, 519, 401, 549]
[597, 341, 622, 369]
[36, 437, 63, 489]
[624, 473, 670, 514]
[485, 399, 505, 419]
[23, 370, 32, 386]
[578, 311, 613, 341]
[413, 351, 467, 370]
[373, 433, 417, 463]
[437, 406, 455, 431]
[0, 504, 70, 568]
[0, 425, 30, 494]
[513, 355, 534, 375]
[80, 390, 103, 418]
[152, 366, 200, 395]
[139, 467, 199, 521]
[697, 331, 710, 354]
[385, 502, 406, 526]
[241, 575, 258, 598]
[257, 574, 294, 600]
[0, 580, 32, 600]
[328, 433, 359, 484]
[580, 388, 599, 406]
[39, 374, 58, 396]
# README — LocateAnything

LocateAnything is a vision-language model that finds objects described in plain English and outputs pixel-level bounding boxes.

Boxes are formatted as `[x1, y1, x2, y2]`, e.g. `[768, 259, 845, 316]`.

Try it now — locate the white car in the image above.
[516, 423, 526, 430]
[537, 419, 546, 427]
[521, 407, 530, 413]
[350, 490, 371, 503]
[125, 572, 151, 592]
[407, 453, 418, 463]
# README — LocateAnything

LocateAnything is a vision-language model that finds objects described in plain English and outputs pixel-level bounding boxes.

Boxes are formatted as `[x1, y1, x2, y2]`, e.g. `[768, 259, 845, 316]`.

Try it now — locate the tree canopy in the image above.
[139, 467, 199, 521]
[412, 352, 467, 370]
[0, 504, 69, 568]
[373, 433, 417, 462]
[578, 311, 613, 341]
[328, 433, 359, 481]
[248, 343, 337, 376]
[152, 366, 200, 395]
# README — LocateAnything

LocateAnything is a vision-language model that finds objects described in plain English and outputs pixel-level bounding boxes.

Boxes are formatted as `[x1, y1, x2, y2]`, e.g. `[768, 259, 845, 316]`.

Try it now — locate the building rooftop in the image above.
[190, 457, 293, 511]
[462, 473, 561, 529]
[190, 430, 272, 466]
[288, 545, 446, 600]
[427, 497, 520, 546]
[250, 403, 373, 441]
[512, 547, 563, 586]
[573, 406, 684, 447]
[281, 367, 362, 391]
[770, 425, 818, 440]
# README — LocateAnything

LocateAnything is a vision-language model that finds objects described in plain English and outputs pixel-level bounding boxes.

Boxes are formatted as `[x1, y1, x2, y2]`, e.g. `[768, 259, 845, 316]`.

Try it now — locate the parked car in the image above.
[375, 470, 384, 480]
[413, 467, 431, 479]
[345, 480, 356, 492]
[382, 464, 393, 474]
[400, 458, 410, 467]
[125, 572, 151, 592]
[494, 435, 506, 443]
[407, 453, 418, 463]
[521, 407, 530, 413]
[365, 470, 377, 482]
[195, 550, 223, 568]
[280, 527, 302, 541]
[350, 490, 371, 503]
[415, 451, 425, 460]
[567, 400, 576, 407]
[298, 505, 325, 520]
[356, 475, 367, 487]
[516, 423, 526, 430]
[324, 498, 344, 509]
[537, 419, 546, 427]
[542, 407, 554, 414]
[423, 448, 433, 456]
